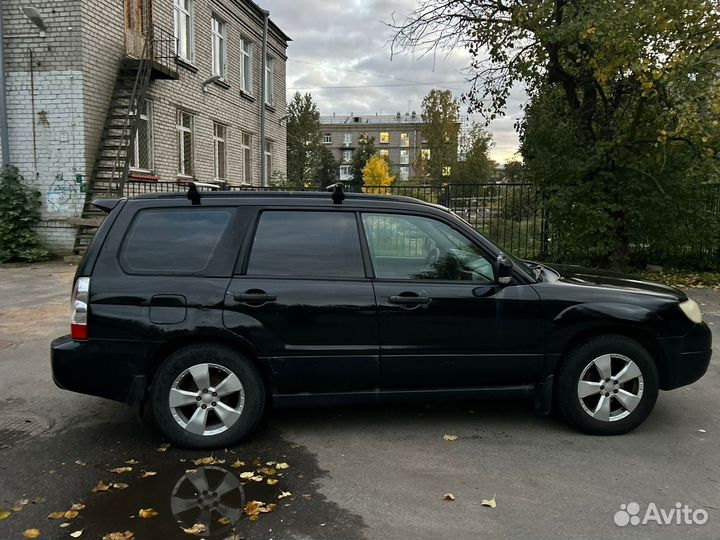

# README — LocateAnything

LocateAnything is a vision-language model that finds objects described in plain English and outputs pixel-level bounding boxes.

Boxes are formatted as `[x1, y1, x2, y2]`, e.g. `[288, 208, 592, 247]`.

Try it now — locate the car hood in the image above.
[539, 263, 688, 302]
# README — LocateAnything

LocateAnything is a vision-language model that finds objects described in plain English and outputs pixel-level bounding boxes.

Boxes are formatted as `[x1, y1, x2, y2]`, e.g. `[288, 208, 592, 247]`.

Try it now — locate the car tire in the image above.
[150, 343, 265, 449]
[555, 335, 659, 435]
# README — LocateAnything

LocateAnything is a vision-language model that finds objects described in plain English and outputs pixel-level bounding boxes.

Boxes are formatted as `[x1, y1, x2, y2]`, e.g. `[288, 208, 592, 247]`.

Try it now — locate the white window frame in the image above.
[400, 149, 410, 165]
[211, 15, 227, 79]
[176, 110, 194, 177]
[379, 149, 389, 158]
[265, 140, 273, 183]
[213, 122, 227, 181]
[264, 55, 274, 106]
[343, 132, 352, 146]
[400, 133, 410, 147]
[241, 132, 252, 184]
[130, 99, 154, 172]
[323, 133, 332, 144]
[173, 0, 194, 62]
[240, 38, 253, 94]
[342, 149, 352, 162]
[339, 165, 352, 180]
[399, 166, 410, 182]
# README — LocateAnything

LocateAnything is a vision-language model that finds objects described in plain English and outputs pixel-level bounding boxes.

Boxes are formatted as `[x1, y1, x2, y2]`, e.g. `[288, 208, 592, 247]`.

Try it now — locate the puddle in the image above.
[71, 460, 286, 539]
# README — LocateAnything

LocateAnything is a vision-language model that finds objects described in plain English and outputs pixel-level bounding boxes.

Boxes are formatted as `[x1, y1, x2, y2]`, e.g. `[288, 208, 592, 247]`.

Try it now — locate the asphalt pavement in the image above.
[0, 262, 718, 540]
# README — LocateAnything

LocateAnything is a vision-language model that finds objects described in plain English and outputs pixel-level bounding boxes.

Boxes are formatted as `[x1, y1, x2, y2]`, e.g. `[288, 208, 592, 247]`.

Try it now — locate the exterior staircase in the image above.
[70, 26, 177, 257]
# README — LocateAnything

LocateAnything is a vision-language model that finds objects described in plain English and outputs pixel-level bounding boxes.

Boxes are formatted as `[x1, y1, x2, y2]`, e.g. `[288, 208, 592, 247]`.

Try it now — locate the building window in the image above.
[342, 150, 352, 162]
[265, 140, 273, 183]
[442, 166, 452, 177]
[343, 132, 352, 146]
[173, 0, 193, 62]
[211, 15, 227, 79]
[339, 165, 352, 180]
[264, 56, 274, 106]
[213, 122, 227, 181]
[400, 149, 409, 165]
[323, 133, 332, 144]
[130, 100, 153, 171]
[379, 149, 389, 158]
[399, 166, 409, 182]
[176, 110, 194, 177]
[379, 132, 389, 144]
[400, 133, 409, 147]
[240, 38, 252, 93]
[241, 132, 252, 184]
[421, 148, 431, 160]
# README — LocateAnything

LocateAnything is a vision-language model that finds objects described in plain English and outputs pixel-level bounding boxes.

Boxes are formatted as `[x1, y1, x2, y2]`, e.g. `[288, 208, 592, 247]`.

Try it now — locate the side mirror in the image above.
[496, 254, 513, 285]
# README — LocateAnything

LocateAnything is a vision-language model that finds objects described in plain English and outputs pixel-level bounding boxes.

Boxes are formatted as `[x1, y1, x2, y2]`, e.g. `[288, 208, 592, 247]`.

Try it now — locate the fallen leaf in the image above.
[275, 462, 289, 470]
[302, 494, 312, 501]
[184, 469, 197, 474]
[140, 471, 157, 478]
[290, 442, 301, 449]
[278, 491, 292, 499]
[443, 493, 456, 501]
[181, 523, 207, 535]
[193, 456, 224, 466]
[265, 461, 276, 466]
[48, 512, 66, 520]
[102, 532, 134, 540]
[156, 443, 171, 453]
[59, 523, 71, 528]
[258, 467, 276, 476]
[698, 428, 707, 433]
[239, 472, 255, 479]
[267, 478, 278, 485]
[262, 503, 277, 513]
[92, 481, 111, 493]
[443, 434, 458, 441]
[75, 460, 86, 466]
[125, 460, 140, 465]
[481, 495, 497, 509]
[113, 483, 129, 490]
[250, 475, 263, 482]
[63, 511, 79, 519]
[217, 516, 231, 525]
[13, 499, 30, 512]
[110, 467, 132, 474]
[138, 508, 159, 519]
[224, 535, 243, 540]
[70, 503, 85, 512]
[244, 500, 263, 517]
[230, 460, 246, 469]
[23, 529, 41, 538]
[0, 509, 11, 521]
[70, 530, 83, 538]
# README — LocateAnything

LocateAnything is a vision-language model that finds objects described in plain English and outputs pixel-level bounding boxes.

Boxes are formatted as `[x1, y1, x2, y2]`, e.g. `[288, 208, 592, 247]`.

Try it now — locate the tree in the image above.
[453, 124, 494, 184]
[286, 92, 323, 189]
[421, 89, 460, 184]
[362, 154, 395, 193]
[392, 0, 720, 268]
[351, 133, 376, 189]
[316, 145, 340, 188]
[0, 166, 49, 262]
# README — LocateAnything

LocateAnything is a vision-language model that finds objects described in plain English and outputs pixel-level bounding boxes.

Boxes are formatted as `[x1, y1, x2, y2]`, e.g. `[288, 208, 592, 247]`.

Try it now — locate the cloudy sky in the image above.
[261, 0, 526, 163]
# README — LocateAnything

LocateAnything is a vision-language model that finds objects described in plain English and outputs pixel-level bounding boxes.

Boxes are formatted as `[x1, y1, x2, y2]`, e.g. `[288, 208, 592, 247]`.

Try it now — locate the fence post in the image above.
[540, 192, 550, 260]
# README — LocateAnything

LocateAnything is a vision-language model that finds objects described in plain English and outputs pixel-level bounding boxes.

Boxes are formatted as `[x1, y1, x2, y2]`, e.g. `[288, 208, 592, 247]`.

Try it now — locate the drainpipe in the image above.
[0, 6, 10, 166]
[259, 9, 269, 186]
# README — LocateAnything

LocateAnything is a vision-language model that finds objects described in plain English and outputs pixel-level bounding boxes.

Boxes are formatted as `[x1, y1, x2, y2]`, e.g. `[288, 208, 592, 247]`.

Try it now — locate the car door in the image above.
[223, 209, 379, 395]
[361, 212, 544, 389]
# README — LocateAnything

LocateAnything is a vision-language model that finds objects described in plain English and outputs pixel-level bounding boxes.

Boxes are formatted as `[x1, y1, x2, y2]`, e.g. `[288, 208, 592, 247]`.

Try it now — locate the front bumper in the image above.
[658, 322, 712, 390]
[51, 334, 152, 407]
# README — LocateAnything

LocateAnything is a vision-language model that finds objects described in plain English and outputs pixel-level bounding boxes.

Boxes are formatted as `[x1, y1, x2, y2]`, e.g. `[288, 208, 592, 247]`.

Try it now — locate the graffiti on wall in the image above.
[47, 172, 78, 212]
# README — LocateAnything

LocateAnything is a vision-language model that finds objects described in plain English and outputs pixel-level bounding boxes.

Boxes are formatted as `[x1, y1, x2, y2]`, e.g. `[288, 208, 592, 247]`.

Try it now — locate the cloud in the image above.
[262, 0, 526, 162]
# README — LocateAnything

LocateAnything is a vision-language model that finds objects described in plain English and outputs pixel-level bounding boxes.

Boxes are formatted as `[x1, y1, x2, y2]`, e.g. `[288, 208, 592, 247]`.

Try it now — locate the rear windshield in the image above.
[121, 208, 232, 273]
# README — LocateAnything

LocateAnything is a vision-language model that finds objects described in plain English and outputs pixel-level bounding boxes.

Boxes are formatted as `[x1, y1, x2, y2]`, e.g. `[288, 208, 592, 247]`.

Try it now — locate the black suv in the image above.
[52, 188, 712, 448]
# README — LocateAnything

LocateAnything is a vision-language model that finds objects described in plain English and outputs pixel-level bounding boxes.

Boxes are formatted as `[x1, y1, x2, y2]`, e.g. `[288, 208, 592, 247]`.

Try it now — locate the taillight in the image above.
[71, 277, 90, 340]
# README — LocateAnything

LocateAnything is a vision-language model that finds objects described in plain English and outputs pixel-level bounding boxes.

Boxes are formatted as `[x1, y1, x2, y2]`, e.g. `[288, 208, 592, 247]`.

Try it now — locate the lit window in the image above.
[399, 166, 409, 182]
[173, 0, 193, 62]
[176, 110, 194, 176]
[264, 56, 274, 106]
[400, 133, 409, 147]
[343, 132, 352, 145]
[129, 100, 153, 171]
[240, 38, 253, 93]
[442, 166, 452, 177]
[342, 150, 352, 162]
[421, 148, 431, 160]
[323, 133, 332, 144]
[241, 132, 252, 184]
[211, 15, 227, 79]
[379, 132, 389, 144]
[213, 122, 227, 181]
[265, 140, 274, 183]
[379, 149, 389, 158]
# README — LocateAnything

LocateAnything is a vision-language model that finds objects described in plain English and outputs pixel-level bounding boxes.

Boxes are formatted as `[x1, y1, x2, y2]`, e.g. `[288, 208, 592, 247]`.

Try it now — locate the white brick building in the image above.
[1, 0, 289, 253]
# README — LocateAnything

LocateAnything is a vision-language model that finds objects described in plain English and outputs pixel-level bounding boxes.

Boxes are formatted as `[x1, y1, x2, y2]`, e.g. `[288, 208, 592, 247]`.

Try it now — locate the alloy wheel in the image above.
[577, 353, 644, 422]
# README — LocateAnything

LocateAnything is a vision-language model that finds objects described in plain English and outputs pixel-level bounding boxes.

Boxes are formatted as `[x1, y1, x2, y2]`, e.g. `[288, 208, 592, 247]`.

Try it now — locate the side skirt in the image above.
[272, 384, 538, 409]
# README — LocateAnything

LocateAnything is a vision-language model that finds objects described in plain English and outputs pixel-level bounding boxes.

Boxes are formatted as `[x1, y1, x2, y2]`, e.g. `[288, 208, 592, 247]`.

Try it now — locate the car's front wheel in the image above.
[555, 335, 659, 435]
[151, 343, 265, 448]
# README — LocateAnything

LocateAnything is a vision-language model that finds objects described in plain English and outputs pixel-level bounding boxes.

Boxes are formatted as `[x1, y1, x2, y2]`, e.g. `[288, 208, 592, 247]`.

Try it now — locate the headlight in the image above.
[679, 299, 703, 324]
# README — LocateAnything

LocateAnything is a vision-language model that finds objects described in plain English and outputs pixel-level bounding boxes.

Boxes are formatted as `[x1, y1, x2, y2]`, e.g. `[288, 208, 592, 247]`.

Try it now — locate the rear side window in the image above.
[247, 211, 364, 278]
[121, 209, 232, 273]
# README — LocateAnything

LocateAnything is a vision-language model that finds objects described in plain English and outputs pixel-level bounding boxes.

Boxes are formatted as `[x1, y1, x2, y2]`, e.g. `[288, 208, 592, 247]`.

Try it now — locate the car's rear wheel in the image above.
[151, 343, 265, 448]
[555, 335, 659, 435]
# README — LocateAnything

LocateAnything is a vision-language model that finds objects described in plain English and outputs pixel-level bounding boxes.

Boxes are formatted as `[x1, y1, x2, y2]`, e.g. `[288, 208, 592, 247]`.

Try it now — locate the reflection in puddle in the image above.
[75, 461, 283, 540]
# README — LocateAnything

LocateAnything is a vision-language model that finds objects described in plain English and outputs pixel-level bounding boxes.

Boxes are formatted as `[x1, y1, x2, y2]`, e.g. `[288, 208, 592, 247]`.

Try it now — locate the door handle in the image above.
[388, 294, 430, 305]
[234, 291, 277, 303]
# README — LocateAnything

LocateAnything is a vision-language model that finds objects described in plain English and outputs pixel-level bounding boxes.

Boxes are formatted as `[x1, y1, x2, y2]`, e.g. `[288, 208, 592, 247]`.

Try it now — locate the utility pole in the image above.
[0, 6, 10, 166]
[259, 9, 269, 186]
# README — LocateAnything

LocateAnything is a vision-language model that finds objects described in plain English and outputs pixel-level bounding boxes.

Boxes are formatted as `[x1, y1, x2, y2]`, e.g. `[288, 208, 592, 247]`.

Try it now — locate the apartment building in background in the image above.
[0, 0, 289, 253]
[319, 112, 430, 183]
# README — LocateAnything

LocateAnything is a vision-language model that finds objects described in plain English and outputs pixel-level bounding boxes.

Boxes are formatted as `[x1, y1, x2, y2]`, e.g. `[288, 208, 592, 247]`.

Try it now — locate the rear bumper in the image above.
[51, 335, 152, 407]
[659, 323, 712, 390]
